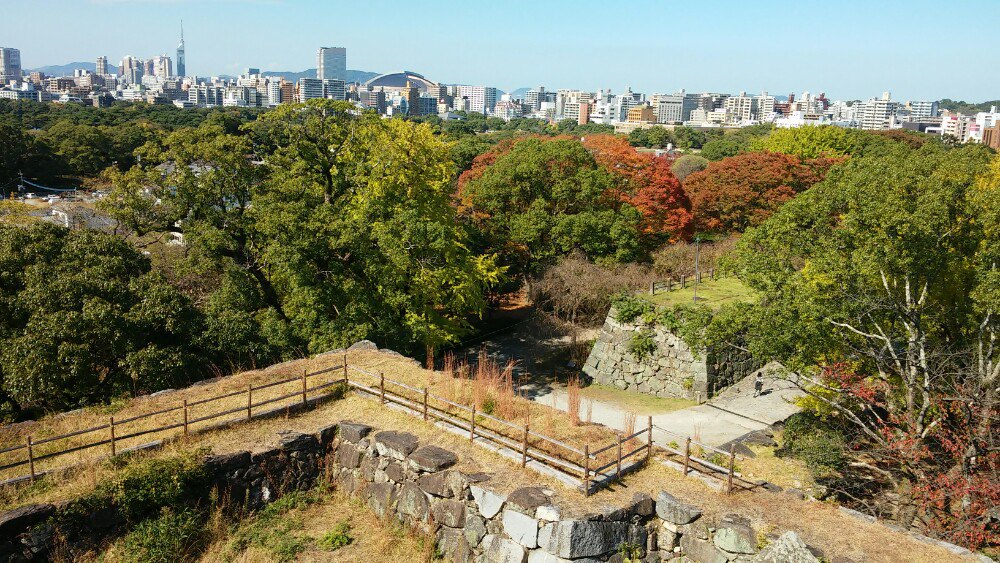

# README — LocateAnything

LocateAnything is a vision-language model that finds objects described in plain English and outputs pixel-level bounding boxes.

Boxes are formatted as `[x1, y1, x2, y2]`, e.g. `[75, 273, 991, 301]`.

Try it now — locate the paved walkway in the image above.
[519, 366, 803, 449]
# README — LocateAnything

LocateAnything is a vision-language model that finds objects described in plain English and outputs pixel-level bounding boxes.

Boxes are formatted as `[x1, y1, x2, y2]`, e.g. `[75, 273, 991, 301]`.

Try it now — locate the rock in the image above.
[367, 482, 397, 518]
[315, 424, 339, 446]
[679, 520, 710, 541]
[408, 445, 458, 472]
[336, 442, 361, 469]
[205, 451, 250, 474]
[359, 455, 377, 481]
[713, 514, 756, 555]
[348, 339, 378, 351]
[742, 429, 777, 447]
[470, 485, 505, 518]
[535, 505, 561, 522]
[375, 430, 419, 460]
[0, 504, 55, 537]
[657, 523, 678, 551]
[465, 513, 488, 546]
[655, 491, 702, 525]
[418, 470, 467, 498]
[396, 483, 430, 522]
[751, 531, 819, 563]
[477, 534, 527, 563]
[339, 421, 373, 443]
[277, 430, 315, 451]
[527, 552, 572, 563]
[503, 509, 539, 548]
[537, 520, 640, 559]
[506, 487, 552, 514]
[437, 526, 473, 563]
[630, 493, 655, 517]
[680, 534, 729, 563]
[432, 499, 466, 528]
[385, 460, 406, 483]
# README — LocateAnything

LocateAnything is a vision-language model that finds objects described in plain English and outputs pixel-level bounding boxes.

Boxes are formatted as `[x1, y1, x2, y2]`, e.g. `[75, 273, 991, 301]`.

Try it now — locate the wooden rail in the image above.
[648, 269, 718, 296]
[0, 365, 347, 484]
[345, 365, 651, 496]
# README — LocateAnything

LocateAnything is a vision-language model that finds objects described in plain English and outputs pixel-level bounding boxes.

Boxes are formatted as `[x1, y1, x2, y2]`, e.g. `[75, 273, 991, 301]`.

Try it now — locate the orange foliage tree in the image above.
[683, 151, 838, 233]
[582, 135, 692, 241]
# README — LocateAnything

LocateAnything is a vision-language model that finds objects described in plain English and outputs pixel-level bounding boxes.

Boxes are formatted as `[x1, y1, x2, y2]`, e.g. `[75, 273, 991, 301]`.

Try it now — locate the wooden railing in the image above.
[0, 363, 348, 484]
[648, 268, 717, 296]
[344, 364, 652, 496]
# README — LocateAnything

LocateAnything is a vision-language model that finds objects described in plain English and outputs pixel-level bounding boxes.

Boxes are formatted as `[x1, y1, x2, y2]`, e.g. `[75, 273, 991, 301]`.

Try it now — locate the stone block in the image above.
[432, 499, 466, 528]
[502, 509, 539, 548]
[277, 430, 315, 452]
[537, 520, 638, 559]
[713, 514, 756, 555]
[465, 513, 488, 547]
[680, 533, 728, 563]
[417, 469, 467, 498]
[437, 526, 473, 563]
[408, 445, 458, 473]
[315, 424, 339, 446]
[339, 421, 372, 443]
[385, 460, 406, 483]
[336, 442, 361, 469]
[367, 482, 397, 518]
[374, 430, 419, 460]
[506, 487, 553, 515]
[470, 484, 505, 519]
[396, 483, 430, 522]
[655, 491, 702, 525]
[535, 505, 561, 522]
[0, 504, 55, 537]
[751, 531, 819, 563]
[477, 534, 527, 563]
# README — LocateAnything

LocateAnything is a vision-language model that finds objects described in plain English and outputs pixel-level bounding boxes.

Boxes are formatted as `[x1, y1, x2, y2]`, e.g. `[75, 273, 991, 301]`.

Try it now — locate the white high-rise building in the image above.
[119, 56, 144, 85]
[95, 56, 108, 76]
[150, 55, 173, 80]
[754, 91, 776, 119]
[0, 47, 22, 83]
[457, 85, 497, 114]
[858, 91, 898, 130]
[724, 92, 755, 124]
[317, 47, 347, 82]
[907, 100, 938, 120]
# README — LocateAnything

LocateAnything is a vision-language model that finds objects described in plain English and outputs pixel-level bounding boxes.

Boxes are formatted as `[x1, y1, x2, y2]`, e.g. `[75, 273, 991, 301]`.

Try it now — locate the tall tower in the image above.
[176, 21, 186, 77]
[316, 47, 346, 82]
[95, 56, 108, 76]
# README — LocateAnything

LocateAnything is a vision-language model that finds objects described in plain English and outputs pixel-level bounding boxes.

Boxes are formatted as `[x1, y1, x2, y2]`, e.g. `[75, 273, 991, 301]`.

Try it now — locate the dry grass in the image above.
[578, 383, 696, 415]
[0, 350, 975, 562]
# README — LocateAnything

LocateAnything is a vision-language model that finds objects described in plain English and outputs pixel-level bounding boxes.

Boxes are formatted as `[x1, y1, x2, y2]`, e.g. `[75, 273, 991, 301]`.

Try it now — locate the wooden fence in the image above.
[345, 364, 653, 496]
[649, 268, 717, 296]
[0, 364, 348, 485]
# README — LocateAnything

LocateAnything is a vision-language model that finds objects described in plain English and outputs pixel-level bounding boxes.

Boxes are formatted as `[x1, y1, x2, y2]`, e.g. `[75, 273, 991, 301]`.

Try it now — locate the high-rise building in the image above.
[754, 91, 776, 120]
[176, 22, 186, 77]
[858, 91, 898, 130]
[150, 55, 172, 80]
[907, 100, 938, 120]
[0, 47, 22, 83]
[119, 56, 144, 84]
[456, 85, 498, 114]
[317, 47, 347, 82]
[95, 56, 108, 76]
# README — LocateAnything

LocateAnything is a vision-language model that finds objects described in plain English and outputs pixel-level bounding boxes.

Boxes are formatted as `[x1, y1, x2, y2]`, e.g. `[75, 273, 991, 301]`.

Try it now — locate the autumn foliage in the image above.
[683, 151, 839, 233]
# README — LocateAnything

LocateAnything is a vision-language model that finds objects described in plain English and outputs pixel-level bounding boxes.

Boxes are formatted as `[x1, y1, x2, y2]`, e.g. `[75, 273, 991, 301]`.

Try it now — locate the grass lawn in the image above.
[645, 277, 755, 310]
[579, 383, 695, 415]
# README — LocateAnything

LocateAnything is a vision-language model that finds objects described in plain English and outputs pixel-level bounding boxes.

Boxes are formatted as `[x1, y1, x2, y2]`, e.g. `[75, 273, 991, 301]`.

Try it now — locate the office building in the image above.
[626, 105, 656, 123]
[119, 56, 144, 84]
[907, 100, 938, 120]
[0, 47, 22, 83]
[95, 56, 108, 76]
[176, 22, 186, 77]
[456, 85, 497, 114]
[317, 47, 347, 82]
[857, 92, 898, 130]
[984, 122, 1000, 150]
[150, 55, 173, 80]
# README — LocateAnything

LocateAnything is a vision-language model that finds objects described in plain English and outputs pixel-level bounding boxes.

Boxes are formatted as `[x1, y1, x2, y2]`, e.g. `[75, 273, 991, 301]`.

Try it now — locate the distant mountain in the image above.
[28, 62, 96, 76]
[506, 87, 530, 100]
[262, 69, 380, 84]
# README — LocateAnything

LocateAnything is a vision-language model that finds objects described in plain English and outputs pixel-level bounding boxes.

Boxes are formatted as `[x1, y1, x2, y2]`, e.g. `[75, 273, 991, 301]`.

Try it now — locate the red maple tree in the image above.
[683, 151, 838, 233]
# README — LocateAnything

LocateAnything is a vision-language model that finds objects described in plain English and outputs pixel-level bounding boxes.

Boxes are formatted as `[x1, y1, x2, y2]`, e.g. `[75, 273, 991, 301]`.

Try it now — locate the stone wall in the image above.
[0, 421, 825, 563]
[582, 308, 760, 402]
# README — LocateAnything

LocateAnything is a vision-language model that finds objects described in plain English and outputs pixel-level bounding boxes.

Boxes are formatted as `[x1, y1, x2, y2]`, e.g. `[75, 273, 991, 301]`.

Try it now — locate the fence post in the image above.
[109, 416, 116, 457]
[683, 437, 691, 476]
[616, 433, 622, 479]
[727, 445, 736, 494]
[301, 370, 308, 407]
[423, 387, 429, 421]
[647, 416, 653, 462]
[343, 352, 348, 383]
[680, 275, 686, 288]
[27, 436, 35, 482]
[521, 423, 529, 468]
[182, 400, 189, 437]
[470, 405, 476, 442]
[380, 373, 385, 405]
[649, 280, 655, 295]
[246, 384, 252, 421]
[710, 268, 715, 280]
[583, 444, 590, 496]
[667, 278, 673, 292]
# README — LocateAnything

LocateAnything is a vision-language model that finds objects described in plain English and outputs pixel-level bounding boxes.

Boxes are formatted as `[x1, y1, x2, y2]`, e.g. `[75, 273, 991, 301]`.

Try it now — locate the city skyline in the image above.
[4, 0, 1000, 102]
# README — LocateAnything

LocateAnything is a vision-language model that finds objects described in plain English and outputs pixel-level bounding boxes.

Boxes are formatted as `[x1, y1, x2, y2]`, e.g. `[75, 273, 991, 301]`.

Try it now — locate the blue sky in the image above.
[5, 0, 999, 102]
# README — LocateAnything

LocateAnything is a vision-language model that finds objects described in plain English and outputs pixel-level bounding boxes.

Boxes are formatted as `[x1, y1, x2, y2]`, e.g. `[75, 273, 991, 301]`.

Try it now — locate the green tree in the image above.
[0, 224, 205, 414]
[750, 125, 872, 159]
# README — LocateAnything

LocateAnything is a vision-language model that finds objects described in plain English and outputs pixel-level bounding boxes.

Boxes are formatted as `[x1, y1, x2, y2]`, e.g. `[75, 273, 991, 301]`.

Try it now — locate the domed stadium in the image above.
[363, 71, 439, 93]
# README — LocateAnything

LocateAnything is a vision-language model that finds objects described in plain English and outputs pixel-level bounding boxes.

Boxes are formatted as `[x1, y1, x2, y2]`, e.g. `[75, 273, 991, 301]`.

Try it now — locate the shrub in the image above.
[222, 488, 325, 562]
[779, 413, 847, 477]
[318, 521, 353, 551]
[627, 329, 657, 361]
[611, 294, 652, 323]
[116, 508, 208, 563]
